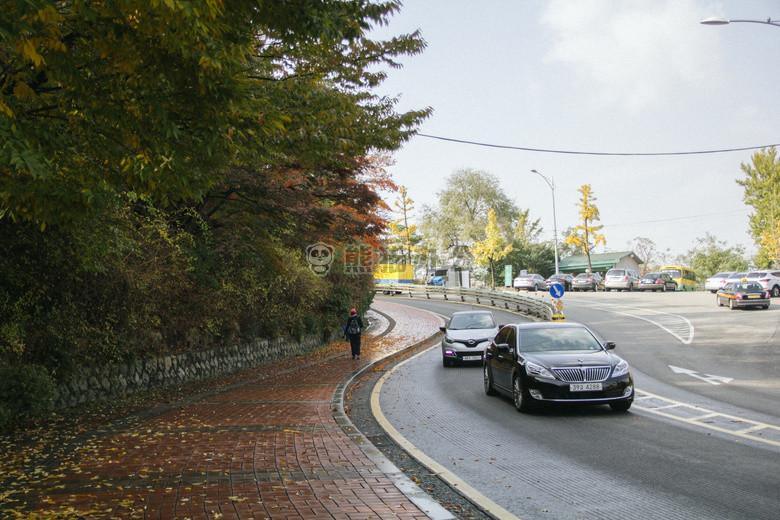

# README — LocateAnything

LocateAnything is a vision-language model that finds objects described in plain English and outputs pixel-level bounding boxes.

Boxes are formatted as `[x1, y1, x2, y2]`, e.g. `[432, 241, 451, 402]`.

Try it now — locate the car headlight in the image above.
[444, 336, 453, 343]
[526, 362, 555, 380]
[613, 360, 630, 377]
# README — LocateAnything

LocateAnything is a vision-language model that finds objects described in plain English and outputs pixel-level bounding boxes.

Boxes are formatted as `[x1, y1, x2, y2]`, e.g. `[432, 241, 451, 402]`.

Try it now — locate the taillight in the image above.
[766, 292, 772, 299]
[655, 279, 662, 283]
[736, 293, 743, 300]
[759, 278, 770, 282]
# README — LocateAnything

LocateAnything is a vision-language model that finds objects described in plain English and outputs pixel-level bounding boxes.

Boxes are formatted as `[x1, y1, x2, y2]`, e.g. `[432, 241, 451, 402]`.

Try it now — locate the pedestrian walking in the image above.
[345, 308, 363, 359]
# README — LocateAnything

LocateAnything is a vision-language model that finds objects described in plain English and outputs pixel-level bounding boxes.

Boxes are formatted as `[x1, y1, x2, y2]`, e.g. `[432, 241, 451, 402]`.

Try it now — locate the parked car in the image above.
[704, 271, 735, 293]
[440, 311, 500, 367]
[716, 282, 771, 310]
[428, 276, 446, 286]
[513, 273, 546, 291]
[545, 273, 573, 291]
[604, 268, 640, 292]
[483, 322, 634, 413]
[637, 272, 677, 292]
[723, 272, 748, 286]
[571, 272, 604, 291]
[744, 270, 780, 297]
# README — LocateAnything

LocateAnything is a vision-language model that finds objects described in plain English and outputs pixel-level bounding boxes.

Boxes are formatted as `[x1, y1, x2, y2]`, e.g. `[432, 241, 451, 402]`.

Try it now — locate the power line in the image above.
[418, 134, 780, 156]
[603, 209, 746, 228]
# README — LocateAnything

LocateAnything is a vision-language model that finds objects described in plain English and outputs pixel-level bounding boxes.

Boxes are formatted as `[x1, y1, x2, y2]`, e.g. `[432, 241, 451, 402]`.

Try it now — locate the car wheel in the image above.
[764, 305, 770, 309]
[512, 375, 534, 413]
[717, 296, 723, 307]
[483, 364, 497, 396]
[772, 285, 780, 298]
[610, 399, 633, 412]
[729, 298, 735, 310]
[662, 284, 667, 292]
[629, 283, 634, 291]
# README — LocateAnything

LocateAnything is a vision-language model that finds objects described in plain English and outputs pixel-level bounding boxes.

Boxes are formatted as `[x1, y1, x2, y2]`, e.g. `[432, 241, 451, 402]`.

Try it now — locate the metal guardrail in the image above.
[375, 283, 554, 321]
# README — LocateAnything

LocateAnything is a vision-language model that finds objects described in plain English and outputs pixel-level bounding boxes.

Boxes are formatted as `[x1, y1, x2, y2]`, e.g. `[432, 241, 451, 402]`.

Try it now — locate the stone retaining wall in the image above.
[54, 333, 327, 409]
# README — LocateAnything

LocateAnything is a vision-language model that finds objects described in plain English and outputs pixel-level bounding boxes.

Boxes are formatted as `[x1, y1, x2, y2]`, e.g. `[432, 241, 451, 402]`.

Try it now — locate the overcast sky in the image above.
[369, 0, 780, 262]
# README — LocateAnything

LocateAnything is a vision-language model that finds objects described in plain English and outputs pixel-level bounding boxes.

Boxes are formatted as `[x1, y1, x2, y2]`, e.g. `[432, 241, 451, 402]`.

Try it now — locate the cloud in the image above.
[540, 0, 722, 114]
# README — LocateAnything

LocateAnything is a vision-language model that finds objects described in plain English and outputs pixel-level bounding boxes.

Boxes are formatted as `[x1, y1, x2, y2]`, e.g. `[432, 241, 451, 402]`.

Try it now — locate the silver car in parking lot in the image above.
[605, 268, 640, 291]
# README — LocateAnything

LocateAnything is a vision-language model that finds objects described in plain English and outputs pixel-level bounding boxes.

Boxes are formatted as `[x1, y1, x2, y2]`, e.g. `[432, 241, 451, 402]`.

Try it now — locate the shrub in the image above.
[0, 364, 56, 432]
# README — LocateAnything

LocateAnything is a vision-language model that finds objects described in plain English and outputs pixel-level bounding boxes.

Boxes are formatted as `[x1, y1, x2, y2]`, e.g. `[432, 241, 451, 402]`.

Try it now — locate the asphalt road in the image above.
[349, 291, 780, 520]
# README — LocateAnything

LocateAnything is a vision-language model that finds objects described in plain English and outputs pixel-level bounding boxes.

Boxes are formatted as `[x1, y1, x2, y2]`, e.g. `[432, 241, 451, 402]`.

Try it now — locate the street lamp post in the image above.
[530, 169, 559, 275]
[701, 16, 780, 28]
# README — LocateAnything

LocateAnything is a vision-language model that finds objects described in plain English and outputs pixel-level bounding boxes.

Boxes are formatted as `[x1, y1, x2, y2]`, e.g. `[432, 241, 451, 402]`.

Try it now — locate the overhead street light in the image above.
[700, 16, 780, 28]
[530, 169, 559, 275]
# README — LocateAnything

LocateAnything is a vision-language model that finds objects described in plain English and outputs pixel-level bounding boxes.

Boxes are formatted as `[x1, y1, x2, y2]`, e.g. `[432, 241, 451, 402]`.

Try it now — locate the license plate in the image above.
[571, 383, 602, 392]
[462, 355, 481, 361]
[747, 295, 760, 299]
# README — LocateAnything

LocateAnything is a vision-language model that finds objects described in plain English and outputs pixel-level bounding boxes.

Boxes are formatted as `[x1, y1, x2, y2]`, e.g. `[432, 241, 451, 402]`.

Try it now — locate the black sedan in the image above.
[483, 322, 634, 413]
[637, 272, 677, 291]
[716, 282, 771, 310]
[545, 273, 573, 291]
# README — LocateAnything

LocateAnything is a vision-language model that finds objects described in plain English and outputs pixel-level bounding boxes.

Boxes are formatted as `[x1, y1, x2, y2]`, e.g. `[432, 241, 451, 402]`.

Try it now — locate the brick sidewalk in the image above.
[1, 300, 448, 520]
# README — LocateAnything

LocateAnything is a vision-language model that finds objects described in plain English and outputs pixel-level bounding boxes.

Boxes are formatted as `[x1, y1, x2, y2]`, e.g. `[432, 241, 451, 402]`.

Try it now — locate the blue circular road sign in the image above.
[549, 283, 565, 298]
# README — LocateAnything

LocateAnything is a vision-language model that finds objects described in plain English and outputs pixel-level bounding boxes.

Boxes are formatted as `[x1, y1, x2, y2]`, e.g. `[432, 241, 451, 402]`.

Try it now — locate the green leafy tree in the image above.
[737, 147, 780, 268]
[0, 0, 431, 427]
[472, 209, 513, 289]
[675, 233, 749, 282]
[0, 0, 430, 229]
[565, 184, 606, 273]
[420, 168, 517, 264]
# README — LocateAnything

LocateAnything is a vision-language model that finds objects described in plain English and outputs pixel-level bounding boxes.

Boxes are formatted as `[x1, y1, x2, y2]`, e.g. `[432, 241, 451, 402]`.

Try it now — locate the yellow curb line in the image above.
[371, 346, 522, 520]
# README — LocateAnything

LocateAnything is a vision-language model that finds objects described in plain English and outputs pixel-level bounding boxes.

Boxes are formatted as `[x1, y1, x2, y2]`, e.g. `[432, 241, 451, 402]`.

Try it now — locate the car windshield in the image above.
[516, 327, 602, 353]
[607, 270, 625, 276]
[449, 313, 495, 330]
[574, 274, 589, 279]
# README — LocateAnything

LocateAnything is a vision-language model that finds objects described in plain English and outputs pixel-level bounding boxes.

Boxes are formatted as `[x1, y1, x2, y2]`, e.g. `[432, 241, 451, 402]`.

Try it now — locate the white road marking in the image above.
[633, 390, 780, 447]
[566, 300, 695, 344]
[669, 365, 734, 385]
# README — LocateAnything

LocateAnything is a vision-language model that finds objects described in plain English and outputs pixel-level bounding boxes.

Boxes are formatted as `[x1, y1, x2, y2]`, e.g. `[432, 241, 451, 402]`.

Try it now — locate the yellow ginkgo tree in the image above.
[472, 208, 513, 289]
[565, 184, 606, 274]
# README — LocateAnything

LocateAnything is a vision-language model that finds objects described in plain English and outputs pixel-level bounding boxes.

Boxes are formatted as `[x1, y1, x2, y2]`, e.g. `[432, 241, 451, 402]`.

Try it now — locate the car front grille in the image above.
[553, 366, 611, 382]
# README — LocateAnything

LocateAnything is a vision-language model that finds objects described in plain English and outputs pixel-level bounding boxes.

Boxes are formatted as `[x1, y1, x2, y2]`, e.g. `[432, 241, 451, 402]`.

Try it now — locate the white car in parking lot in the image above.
[745, 270, 780, 297]
[704, 271, 735, 293]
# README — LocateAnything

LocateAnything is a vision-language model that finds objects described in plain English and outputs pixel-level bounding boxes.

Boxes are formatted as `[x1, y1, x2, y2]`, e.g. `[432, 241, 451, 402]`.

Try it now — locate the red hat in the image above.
[350, 309, 357, 315]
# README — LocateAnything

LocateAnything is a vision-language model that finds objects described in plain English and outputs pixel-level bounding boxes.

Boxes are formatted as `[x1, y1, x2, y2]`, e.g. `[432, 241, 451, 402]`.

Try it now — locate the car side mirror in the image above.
[439, 326, 446, 333]
[604, 341, 616, 350]
[496, 343, 511, 350]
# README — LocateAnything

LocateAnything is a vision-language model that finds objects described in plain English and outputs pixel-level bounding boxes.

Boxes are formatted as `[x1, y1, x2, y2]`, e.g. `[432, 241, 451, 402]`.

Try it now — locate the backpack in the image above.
[347, 317, 361, 335]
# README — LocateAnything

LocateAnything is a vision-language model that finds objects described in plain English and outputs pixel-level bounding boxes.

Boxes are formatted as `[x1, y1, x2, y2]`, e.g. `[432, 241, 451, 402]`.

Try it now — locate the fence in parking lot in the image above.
[375, 283, 554, 321]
